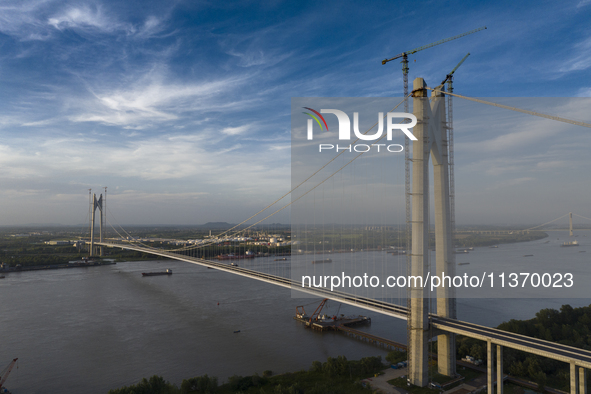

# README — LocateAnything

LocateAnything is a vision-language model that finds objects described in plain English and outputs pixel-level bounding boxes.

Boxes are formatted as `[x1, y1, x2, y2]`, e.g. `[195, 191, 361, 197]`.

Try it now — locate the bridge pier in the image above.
[571, 364, 587, 394]
[497, 344, 503, 394]
[572, 363, 578, 394]
[487, 340, 495, 394]
[486, 343, 504, 394]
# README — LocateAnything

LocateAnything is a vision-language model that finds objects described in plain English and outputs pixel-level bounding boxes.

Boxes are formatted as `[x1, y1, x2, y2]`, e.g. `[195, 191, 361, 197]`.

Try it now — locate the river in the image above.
[0, 231, 588, 393]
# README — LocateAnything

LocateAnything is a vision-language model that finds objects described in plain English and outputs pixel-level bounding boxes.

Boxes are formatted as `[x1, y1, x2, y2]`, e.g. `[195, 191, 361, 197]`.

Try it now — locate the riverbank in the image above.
[0, 259, 116, 273]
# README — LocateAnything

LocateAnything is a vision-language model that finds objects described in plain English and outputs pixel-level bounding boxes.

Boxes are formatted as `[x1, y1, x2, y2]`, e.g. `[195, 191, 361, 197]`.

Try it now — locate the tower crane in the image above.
[437, 53, 470, 264]
[0, 358, 17, 392]
[381, 26, 485, 107]
[438, 53, 470, 89]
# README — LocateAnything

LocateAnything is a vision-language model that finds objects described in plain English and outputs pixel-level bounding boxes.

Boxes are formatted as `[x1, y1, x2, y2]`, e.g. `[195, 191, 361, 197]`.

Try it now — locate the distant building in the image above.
[45, 240, 79, 246]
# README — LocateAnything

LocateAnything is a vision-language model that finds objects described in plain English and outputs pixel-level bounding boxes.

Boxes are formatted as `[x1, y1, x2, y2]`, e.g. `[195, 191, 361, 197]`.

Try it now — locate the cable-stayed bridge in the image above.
[87, 81, 591, 393]
[94, 240, 591, 393]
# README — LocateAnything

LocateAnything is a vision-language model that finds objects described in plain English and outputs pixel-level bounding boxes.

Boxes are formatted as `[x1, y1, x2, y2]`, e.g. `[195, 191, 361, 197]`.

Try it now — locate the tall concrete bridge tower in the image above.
[89, 188, 106, 257]
[408, 78, 456, 386]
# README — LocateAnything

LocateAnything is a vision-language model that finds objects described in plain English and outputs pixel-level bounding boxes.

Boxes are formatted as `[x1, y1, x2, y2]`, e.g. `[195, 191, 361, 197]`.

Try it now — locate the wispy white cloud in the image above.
[218, 22, 295, 68]
[69, 71, 256, 128]
[560, 36, 591, 73]
[485, 177, 535, 190]
[221, 125, 250, 135]
[0, 1, 172, 41]
[0, 0, 53, 40]
[536, 160, 566, 169]
[48, 5, 132, 34]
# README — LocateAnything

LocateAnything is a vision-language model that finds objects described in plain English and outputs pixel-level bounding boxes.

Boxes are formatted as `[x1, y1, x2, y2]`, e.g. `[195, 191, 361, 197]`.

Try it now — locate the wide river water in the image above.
[1, 231, 589, 393]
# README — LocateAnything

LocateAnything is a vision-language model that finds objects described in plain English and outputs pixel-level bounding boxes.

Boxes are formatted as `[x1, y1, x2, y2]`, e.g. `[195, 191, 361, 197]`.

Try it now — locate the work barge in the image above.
[294, 299, 406, 351]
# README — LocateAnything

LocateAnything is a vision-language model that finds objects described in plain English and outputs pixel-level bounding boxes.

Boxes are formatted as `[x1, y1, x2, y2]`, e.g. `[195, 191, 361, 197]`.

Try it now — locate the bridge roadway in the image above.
[98, 242, 591, 373]
[96, 242, 409, 318]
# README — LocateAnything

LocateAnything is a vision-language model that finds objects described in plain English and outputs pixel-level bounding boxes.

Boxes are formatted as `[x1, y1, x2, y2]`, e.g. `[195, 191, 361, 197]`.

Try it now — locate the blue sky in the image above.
[0, 0, 590, 226]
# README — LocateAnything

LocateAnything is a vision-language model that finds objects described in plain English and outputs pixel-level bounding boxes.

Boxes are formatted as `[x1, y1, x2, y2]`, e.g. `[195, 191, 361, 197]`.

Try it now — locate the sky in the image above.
[0, 0, 590, 226]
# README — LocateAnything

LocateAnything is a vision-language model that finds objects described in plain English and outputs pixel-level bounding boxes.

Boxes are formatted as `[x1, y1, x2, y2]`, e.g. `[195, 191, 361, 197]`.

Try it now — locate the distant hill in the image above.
[199, 222, 234, 229]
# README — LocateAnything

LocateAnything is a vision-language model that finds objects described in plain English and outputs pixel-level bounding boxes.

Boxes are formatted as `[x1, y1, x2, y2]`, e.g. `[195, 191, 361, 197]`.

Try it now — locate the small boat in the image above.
[579, 251, 586, 253]
[0, 275, 5, 279]
[312, 259, 332, 264]
[142, 269, 172, 277]
[561, 240, 579, 247]
[231, 262, 238, 267]
[543, 241, 550, 244]
[274, 258, 288, 261]
[523, 255, 534, 257]
[458, 262, 470, 266]
[233, 330, 241, 333]
[489, 245, 498, 248]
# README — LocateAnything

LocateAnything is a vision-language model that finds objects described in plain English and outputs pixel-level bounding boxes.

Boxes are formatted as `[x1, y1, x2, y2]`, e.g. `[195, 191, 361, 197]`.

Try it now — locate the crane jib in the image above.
[381, 26, 486, 65]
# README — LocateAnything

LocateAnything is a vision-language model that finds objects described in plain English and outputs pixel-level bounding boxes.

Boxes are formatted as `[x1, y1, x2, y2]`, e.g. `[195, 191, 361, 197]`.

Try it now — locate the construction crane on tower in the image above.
[439, 52, 470, 88]
[381, 26, 485, 261]
[381, 27, 486, 270]
[0, 358, 17, 393]
[437, 53, 470, 260]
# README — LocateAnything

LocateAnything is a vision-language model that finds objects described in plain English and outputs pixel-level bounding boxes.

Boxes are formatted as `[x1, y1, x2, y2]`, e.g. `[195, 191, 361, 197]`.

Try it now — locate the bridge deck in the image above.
[98, 242, 591, 370]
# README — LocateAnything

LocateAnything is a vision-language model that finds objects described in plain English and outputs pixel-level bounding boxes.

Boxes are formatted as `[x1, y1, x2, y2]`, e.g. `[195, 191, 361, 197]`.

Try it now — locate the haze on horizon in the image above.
[0, 0, 590, 227]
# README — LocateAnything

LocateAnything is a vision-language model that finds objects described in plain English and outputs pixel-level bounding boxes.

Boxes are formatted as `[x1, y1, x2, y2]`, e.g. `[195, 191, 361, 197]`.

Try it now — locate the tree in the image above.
[108, 375, 179, 394]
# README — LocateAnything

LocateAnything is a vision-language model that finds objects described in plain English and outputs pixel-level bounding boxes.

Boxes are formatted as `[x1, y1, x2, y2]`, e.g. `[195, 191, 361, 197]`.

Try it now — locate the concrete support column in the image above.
[408, 78, 430, 387]
[580, 367, 587, 394]
[487, 340, 495, 394]
[497, 345, 503, 394]
[572, 363, 579, 394]
[430, 88, 456, 378]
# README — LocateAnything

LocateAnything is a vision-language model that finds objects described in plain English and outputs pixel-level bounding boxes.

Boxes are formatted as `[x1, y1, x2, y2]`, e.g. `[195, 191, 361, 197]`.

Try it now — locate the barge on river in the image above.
[142, 269, 173, 277]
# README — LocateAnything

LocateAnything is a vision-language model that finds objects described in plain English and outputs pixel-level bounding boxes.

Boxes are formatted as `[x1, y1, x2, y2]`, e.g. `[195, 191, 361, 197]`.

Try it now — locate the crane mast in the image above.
[442, 53, 470, 268]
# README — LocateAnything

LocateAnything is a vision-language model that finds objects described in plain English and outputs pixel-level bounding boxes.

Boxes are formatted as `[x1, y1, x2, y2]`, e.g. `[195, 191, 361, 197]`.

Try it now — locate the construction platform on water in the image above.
[294, 312, 371, 331]
[294, 299, 407, 351]
[295, 298, 370, 331]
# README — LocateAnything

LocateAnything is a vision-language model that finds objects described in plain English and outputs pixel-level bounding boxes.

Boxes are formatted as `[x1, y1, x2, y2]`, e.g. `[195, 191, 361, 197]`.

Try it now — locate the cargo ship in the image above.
[142, 269, 172, 277]
[561, 240, 579, 247]
[312, 258, 332, 264]
[216, 253, 255, 260]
